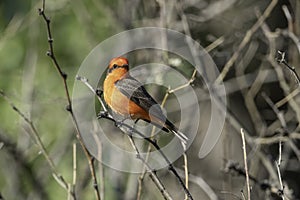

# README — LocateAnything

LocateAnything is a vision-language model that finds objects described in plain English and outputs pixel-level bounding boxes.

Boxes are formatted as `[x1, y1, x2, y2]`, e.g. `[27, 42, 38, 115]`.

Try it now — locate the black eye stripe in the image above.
[107, 64, 128, 74]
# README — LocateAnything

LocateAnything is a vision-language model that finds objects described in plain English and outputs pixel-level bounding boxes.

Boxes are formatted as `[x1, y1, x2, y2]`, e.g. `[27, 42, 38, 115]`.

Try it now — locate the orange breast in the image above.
[103, 70, 150, 120]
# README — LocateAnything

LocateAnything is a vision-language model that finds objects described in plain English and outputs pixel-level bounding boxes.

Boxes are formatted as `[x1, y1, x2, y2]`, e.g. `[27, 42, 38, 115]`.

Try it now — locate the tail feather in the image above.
[171, 129, 188, 145]
[146, 118, 188, 146]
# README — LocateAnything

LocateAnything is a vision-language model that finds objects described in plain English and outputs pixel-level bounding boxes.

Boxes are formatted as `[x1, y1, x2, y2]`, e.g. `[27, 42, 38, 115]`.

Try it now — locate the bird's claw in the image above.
[97, 111, 108, 119]
[95, 88, 103, 97]
[115, 120, 123, 128]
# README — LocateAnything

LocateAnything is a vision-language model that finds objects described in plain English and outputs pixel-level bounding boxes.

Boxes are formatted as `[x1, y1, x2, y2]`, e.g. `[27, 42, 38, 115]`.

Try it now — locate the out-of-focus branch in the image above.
[216, 0, 278, 84]
[0, 131, 48, 199]
[254, 132, 300, 144]
[275, 88, 300, 108]
[0, 91, 74, 199]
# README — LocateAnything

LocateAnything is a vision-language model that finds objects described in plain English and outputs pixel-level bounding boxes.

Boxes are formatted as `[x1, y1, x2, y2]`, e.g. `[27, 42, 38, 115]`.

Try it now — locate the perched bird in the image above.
[103, 57, 188, 144]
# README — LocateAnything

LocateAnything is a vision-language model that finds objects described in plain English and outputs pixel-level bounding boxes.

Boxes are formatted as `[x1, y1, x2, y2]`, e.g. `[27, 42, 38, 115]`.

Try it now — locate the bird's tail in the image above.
[171, 129, 188, 147]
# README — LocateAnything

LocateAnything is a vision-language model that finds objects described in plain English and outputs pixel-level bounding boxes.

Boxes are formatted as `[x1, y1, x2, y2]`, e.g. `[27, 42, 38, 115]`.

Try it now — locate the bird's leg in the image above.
[114, 118, 127, 128]
[132, 119, 140, 129]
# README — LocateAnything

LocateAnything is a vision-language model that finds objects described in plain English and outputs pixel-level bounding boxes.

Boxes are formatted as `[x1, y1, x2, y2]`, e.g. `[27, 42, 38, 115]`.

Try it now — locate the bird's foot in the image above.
[95, 88, 103, 97]
[114, 119, 126, 128]
[97, 111, 108, 119]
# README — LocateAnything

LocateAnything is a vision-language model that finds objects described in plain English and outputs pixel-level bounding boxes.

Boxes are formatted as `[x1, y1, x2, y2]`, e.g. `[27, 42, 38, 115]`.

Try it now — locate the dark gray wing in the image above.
[115, 76, 167, 122]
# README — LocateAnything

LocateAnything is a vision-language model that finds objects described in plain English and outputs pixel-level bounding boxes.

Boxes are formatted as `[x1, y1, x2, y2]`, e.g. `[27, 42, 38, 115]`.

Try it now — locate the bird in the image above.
[103, 57, 188, 145]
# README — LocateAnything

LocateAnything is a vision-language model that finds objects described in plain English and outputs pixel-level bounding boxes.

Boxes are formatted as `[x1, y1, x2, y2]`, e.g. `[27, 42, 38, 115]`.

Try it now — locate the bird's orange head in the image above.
[107, 57, 129, 74]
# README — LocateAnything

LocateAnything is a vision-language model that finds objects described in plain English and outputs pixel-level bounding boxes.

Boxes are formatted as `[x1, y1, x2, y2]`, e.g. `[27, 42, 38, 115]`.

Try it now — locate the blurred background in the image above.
[1, 0, 300, 199]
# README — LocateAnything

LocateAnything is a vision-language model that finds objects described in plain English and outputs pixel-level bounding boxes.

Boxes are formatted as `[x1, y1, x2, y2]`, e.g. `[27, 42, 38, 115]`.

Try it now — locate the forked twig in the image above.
[277, 51, 300, 86]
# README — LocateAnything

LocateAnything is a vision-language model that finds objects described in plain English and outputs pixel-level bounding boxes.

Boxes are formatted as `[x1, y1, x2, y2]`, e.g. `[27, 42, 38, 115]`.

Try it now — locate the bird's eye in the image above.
[113, 64, 118, 69]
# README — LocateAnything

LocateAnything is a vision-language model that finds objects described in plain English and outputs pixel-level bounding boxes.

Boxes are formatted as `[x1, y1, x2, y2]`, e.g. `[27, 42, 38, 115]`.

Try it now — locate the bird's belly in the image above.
[105, 87, 149, 120]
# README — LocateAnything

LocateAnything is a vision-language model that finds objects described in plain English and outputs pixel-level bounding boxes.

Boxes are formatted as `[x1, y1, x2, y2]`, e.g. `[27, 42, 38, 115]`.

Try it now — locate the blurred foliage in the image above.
[0, 0, 116, 199]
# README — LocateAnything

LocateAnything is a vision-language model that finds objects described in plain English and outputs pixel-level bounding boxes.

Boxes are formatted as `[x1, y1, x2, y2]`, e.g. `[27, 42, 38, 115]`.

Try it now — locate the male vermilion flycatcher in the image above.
[103, 57, 188, 144]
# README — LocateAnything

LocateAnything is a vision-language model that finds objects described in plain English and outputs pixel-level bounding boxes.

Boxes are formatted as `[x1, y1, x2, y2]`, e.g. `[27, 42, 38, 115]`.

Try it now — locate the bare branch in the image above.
[38, 1, 101, 199]
[127, 134, 173, 200]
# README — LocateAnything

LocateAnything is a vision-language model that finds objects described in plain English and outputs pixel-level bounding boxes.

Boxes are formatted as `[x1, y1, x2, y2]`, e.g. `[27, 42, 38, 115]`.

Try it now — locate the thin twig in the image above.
[275, 88, 300, 108]
[67, 143, 77, 200]
[183, 153, 189, 200]
[175, 168, 218, 200]
[127, 135, 173, 200]
[91, 121, 105, 200]
[277, 51, 300, 86]
[261, 92, 288, 133]
[137, 125, 157, 200]
[261, 92, 286, 199]
[0, 129, 49, 199]
[241, 191, 246, 200]
[225, 160, 287, 197]
[72, 142, 77, 191]
[216, 0, 278, 84]
[75, 75, 107, 113]
[38, 1, 101, 199]
[282, 5, 293, 32]
[98, 113, 194, 199]
[75, 76, 109, 117]
[275, 141, 285, 200]
[240, 129, 251, 200]
[0, 91, 75, 198]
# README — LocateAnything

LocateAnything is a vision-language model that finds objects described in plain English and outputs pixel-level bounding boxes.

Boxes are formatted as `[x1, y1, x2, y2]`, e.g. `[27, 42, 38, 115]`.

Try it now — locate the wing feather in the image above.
[115, 76, 166, 122]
